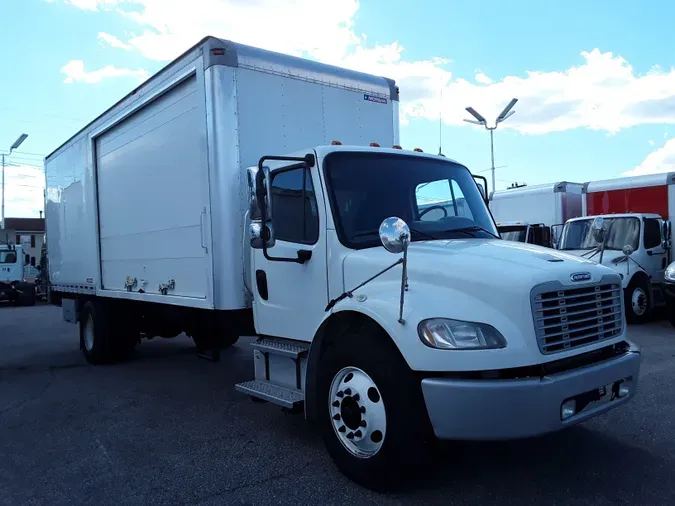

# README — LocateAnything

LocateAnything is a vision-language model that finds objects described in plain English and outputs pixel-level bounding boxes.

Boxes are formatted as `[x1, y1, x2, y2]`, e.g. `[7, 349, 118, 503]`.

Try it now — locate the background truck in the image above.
[0, 243, 37, 306]
[45, 36, 641, 490]
[490, 181, 585, 246]
[557, 172, 675, 323]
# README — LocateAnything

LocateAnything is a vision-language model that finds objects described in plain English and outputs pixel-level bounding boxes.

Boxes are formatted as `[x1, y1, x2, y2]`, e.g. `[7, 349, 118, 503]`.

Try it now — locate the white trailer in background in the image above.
[490, 182, 584, 247]
[45, 36, 641, 490]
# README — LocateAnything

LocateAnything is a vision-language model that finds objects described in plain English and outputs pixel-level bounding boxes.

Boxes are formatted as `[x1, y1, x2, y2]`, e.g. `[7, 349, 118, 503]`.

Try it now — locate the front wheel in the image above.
[317, 327, 433, 491]
[625, 276, 652, 324]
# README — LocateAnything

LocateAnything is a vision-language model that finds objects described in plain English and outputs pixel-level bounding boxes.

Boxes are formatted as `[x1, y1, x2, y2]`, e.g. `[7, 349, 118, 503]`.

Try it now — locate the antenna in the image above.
[438, 79, 443, 156]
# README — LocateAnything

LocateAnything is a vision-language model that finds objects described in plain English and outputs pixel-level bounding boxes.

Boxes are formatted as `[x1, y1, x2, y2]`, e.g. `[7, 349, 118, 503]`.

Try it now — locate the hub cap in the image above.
[84, 315, 95, 351]
[631, 287, 647, 316]
[329, 367, 386, 459]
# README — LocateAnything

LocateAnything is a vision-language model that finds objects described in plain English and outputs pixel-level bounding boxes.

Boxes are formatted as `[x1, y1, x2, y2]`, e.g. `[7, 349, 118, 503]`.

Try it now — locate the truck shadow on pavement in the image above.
[407, 427, 664, 502]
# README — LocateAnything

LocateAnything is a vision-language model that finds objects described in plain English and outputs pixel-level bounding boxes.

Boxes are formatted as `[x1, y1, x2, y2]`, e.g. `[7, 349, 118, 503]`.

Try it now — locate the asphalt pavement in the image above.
[1, 303, 674, 505]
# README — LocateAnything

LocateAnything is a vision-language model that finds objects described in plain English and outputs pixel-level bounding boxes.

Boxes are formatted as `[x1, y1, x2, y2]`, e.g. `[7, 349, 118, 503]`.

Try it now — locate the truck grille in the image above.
[532, 280, 623, 354]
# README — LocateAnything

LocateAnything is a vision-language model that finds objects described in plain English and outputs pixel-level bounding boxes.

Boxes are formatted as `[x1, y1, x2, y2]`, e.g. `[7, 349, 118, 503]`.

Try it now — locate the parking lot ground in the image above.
[1, 303, 674, 505]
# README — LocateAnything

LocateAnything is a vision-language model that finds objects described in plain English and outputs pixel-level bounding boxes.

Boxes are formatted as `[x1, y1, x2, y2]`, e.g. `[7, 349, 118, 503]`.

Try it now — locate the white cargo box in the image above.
[45, 36, 399, 311]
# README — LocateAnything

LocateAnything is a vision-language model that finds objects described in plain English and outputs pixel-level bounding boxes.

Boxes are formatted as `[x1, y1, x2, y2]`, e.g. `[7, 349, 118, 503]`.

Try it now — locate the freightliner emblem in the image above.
[570, 272, 592, 282]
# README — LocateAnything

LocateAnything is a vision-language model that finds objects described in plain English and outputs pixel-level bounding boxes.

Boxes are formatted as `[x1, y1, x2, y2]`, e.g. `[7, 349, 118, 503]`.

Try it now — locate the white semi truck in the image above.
[45, 36, 641, 490]
[558, 174, 674, 323]
[0, 243, 37, 306]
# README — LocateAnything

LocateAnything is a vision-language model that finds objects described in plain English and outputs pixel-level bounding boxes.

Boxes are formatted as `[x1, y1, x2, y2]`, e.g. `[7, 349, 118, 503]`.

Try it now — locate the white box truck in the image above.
[0, 243, 37, 306]
[45, 36, 641, 490]
[557, 174, 675, 323]
[490, 182, 584, 247]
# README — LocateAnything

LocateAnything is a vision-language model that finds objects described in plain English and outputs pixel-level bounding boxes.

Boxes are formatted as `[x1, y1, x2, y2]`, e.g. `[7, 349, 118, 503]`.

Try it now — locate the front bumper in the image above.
[421, 345, 641, 440]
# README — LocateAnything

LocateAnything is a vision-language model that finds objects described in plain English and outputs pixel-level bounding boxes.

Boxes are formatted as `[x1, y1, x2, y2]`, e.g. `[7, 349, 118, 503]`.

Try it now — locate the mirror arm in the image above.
[325, 258, 403, 311]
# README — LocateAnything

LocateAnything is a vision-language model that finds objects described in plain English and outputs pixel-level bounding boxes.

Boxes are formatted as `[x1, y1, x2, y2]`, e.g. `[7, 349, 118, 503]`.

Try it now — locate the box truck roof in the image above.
[585, 172, 675, 193]
[46, 36, 399, 161]
[491, 181, 583, 201]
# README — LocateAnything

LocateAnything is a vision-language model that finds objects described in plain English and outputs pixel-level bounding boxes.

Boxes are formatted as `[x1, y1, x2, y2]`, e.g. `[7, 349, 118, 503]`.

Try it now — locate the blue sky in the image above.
[2, 0, 675, 217]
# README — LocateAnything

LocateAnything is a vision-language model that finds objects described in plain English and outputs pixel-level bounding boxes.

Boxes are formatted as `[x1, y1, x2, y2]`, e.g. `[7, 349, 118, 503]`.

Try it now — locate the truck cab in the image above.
[0, 244, 36, 306]
[497, 221, 552, 247]
[240, 144, 641, 488]
[558, 213, 672, 323]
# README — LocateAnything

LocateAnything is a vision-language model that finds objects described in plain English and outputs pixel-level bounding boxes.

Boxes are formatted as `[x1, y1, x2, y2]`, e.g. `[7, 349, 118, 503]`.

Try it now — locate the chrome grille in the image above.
[532, 280, 623, 354]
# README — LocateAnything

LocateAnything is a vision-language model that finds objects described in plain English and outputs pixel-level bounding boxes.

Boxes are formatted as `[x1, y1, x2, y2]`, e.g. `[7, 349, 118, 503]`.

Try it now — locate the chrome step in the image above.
[250, 338, 309, 358]
[235, 380, 304, 409]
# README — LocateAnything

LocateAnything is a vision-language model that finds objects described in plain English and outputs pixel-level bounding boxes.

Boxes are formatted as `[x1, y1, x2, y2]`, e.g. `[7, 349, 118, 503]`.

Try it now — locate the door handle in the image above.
[200, 208, 208, 253]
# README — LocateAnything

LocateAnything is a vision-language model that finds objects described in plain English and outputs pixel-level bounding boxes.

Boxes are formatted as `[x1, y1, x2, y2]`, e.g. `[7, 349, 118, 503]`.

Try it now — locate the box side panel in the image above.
[587, 185, 668, 218]
[235, 67, 396, 169]
[45, 138, 99, 293]
[95, 74, 213, 301]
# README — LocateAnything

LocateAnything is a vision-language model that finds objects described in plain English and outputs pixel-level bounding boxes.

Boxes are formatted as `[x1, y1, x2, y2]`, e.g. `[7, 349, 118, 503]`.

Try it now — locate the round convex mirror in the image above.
[379, 217, 411, 254]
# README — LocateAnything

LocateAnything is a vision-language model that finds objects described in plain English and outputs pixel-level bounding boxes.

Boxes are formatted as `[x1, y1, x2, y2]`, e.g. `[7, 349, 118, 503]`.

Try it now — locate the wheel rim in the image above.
[631, 287, 648, 316]
[329, 366, 386, 459]
[84, 315, 95, 351]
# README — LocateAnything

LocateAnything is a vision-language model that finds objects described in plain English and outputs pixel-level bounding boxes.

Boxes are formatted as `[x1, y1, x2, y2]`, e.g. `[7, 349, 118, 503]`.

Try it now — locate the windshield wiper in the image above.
[445, 225, 499, 239]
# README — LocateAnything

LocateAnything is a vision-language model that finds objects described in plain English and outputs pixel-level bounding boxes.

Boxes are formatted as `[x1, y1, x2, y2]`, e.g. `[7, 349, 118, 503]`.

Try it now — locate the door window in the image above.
[415, 179, 474, 221]
[643, 218, 662, 249]
[270, 167, 319, 244]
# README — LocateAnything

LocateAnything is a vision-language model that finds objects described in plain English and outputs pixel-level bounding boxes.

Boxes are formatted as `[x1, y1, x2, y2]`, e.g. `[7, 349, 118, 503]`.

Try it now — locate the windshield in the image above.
[0, 250, 18, 264]
[323, 152, 498, 249]
[560, 217, 640, 251]
[498, 226, 527, 242]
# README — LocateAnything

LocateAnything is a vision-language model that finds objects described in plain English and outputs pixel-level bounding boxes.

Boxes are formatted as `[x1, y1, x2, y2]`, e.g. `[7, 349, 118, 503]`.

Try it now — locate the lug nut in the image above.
[353, 394, 360, 401]
[360, 420, 367, 427]
[338, 425, 346, 433]
[360, 406, 366, 413]
[344, 388, 352, 396]
[333, 414, 341, 421]
[346, 432, 354, 439]
[332, 401, 340, 408]
[354, 430, 362, 438]
[336, 391, 344, 398]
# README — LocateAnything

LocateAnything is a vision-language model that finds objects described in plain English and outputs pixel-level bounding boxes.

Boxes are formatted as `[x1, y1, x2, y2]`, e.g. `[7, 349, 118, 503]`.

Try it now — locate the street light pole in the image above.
[464, 99, 517, 194]
[1, 133, 29, 229]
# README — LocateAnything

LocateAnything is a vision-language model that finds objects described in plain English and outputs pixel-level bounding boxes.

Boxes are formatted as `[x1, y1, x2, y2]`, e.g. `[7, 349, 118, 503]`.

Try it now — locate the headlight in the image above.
[666, 263, 675, 282]
[418, 318, 507, 350]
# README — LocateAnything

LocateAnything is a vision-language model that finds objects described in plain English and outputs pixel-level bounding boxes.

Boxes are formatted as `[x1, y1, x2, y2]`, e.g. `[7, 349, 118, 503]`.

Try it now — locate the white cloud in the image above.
[55, 0, 675, 135]
[624, 139, 675, 176]
[475, 72, 492, 85]
[649, 139, 655, 146]
[1, 165, 45, 218]
[61, 59, 148, 84]
[64, 0, 117, 11]
[97, 32, 132, 50]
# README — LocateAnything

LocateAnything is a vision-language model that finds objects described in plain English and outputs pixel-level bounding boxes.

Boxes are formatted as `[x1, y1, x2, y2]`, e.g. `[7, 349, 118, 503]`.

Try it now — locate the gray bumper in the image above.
[421, 348, 641, 440]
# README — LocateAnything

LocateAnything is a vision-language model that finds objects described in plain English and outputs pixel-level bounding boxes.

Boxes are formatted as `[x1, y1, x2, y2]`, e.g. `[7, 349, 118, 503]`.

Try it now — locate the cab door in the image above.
[643, 218, 668, 284]
[251, 163, 328, 342]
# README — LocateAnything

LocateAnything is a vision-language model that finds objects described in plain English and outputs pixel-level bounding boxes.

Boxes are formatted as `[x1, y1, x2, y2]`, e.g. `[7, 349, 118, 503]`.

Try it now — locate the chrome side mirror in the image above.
[591, 216, 606, 243]
[248, 166, 275, 249]
[622, 245, 634, 256]
[379, 217, 411, 254]
[246, 166, 261, 219]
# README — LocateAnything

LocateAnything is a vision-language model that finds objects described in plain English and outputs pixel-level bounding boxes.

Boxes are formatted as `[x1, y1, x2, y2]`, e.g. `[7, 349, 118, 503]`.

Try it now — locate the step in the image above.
[235, 380, 304, 409]
[250, 338, 309, 359]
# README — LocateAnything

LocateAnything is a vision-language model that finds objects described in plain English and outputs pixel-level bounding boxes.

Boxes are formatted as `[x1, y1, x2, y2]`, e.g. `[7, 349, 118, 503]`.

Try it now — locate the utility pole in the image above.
[1, 133, 29, 229]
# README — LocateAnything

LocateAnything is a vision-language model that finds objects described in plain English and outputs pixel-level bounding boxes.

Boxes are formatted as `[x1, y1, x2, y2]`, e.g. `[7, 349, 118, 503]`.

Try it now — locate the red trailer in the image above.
[583, 172, 675, 219]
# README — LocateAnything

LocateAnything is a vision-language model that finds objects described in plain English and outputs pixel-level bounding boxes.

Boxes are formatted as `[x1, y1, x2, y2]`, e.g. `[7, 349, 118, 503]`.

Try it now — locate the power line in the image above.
[11, 150, 46, 157]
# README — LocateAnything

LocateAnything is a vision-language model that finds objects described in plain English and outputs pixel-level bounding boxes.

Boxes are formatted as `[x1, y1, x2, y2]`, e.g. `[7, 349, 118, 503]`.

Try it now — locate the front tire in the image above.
[625, 276, 652, 324]
[317, 325, 432, 491]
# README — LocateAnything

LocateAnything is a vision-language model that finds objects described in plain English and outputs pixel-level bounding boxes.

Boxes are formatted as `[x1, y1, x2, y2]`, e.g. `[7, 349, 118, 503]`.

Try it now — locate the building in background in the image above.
[1, 215, 45, 274]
